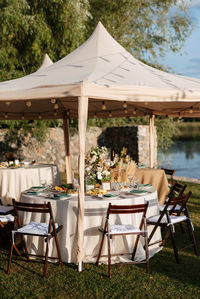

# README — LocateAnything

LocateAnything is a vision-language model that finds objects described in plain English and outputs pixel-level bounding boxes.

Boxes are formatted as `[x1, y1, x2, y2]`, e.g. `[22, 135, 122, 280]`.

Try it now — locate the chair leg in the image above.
[186, 220, 199, 256]
[132, 234, 140, 261]
[43, 238, 49, 277]
[107, 235, 111, 279]
[7, 242, 14, 274]
[160, 230, 170, 247]
[144, 231, 149, 274]
[21, 235, 30, 261]
[54, 233, 63, 266]
[179, 223, 184, 233]
[96, 233, 105, 266]
[169, 226, 179, 263]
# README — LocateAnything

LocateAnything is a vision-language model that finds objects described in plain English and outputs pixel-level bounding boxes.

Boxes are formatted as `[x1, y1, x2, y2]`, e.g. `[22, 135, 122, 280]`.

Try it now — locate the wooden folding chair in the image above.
[162, 168, 176, 187]
[159, 182, 187, 211]
[96, 202, 149, 278]
[7, 199, 63, 276]
[147, 192, 198, 263]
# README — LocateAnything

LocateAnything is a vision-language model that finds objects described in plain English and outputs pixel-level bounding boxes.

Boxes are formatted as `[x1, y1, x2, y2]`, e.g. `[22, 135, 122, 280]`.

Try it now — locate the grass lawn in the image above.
[0, 181, 199, 299]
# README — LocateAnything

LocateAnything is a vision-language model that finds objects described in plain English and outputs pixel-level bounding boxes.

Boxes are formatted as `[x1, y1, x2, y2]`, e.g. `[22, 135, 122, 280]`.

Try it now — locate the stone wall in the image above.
[0, 126, 157, 173]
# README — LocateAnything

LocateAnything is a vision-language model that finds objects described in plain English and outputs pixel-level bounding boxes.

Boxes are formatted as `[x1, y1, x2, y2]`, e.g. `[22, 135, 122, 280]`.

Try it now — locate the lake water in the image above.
[158, 141, 200, 179]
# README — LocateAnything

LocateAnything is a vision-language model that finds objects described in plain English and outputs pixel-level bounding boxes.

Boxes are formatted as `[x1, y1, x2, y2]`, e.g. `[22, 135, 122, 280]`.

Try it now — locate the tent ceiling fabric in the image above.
[0, 22, 200, 119]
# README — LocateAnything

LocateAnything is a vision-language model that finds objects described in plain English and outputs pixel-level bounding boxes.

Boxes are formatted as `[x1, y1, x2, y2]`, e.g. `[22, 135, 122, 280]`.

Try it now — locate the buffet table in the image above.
[20, 187, 162, 264]
[135, 168, 169, 204]
[0, 164, 61, 205]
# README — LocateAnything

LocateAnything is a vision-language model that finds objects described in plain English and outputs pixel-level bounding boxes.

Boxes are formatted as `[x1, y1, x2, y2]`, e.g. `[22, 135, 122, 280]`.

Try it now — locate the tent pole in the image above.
[149, 115, 155, 168]
[77, 96, 88, 271]
[63, 117, 72, 184]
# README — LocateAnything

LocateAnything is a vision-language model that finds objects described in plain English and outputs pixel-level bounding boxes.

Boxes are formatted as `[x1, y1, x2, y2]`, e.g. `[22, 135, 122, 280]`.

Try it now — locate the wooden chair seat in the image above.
[147, 192, 198, 263]
[96, 202, 149, 278]
[7, 199, 63, 277]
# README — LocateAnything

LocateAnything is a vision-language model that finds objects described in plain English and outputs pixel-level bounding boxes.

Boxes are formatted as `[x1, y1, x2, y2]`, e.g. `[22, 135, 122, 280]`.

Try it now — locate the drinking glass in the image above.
[41, 179, 47, 187]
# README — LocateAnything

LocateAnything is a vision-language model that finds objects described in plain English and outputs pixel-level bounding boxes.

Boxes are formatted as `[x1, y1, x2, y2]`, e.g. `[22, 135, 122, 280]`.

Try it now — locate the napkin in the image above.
[130, 189, 147, 194]
[138, 184, 152, 188]
[103, 193, 117, 198]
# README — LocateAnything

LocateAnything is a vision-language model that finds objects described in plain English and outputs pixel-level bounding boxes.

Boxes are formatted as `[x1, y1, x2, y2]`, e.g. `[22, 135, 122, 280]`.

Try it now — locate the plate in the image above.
[103, 193, 118, 200]
[129, 189, 147, 195]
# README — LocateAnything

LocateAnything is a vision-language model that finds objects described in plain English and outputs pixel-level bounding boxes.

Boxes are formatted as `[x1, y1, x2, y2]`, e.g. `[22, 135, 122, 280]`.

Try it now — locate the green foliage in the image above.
[0, 0, 88, 81]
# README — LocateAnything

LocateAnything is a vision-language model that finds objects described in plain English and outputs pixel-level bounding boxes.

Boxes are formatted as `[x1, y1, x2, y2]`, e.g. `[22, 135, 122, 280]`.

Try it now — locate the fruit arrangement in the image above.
[52, 184, 75, 193]
[86, 188, 107, 195]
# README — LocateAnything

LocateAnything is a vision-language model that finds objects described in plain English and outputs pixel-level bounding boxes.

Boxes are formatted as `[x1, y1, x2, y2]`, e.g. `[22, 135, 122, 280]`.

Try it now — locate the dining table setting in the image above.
[20, 181, 162, 264]
[0, 161, 61, 205]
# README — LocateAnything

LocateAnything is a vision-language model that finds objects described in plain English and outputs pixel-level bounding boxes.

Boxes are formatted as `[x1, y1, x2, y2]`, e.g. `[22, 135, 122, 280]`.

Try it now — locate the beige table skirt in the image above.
[0, 164, 61, 205]
[20, 189, 162, 264]
[135, 168, 169, 204]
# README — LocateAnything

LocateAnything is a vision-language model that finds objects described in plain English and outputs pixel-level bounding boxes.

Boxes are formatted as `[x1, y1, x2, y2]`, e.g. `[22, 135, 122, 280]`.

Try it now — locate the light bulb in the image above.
[5, 101, 11, 105]
[94, 112, 97, 118]
[21, 114, 25, 120]
[124, 108, 128, 114]
[102, 101, 106, 110]
[54, 103, 59, 110]
[38, 113, 42, 119]
[123, 101, 127, 108]
[133, 108, 136, 115]
[26, 101, 32, 107]
[4, 112, 8, 119]
[54, 110, 57, 116]
[109, 111, 112, 117]
[66, 110, 70, 116]
[189, 106, 193, 114]
[51, 98, 56, 104]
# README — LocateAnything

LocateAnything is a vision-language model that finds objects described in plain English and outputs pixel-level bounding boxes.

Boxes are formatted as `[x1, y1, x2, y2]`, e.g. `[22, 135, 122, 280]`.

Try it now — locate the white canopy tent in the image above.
[1, 22, 200, 269]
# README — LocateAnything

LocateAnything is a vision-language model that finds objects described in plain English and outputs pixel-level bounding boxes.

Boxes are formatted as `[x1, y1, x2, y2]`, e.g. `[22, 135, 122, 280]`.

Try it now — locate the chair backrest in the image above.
[164, 191, 192, 216]
[168, 182, 187, 199]
[12, 199, 54, 231]
[107, 203, 148, 216]
[162, 168, 176, 185]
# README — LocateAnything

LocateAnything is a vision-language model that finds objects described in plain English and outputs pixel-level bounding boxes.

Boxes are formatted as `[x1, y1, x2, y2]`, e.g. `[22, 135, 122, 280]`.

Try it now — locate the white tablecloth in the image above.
[20, 188, 162, 264]
[1, 164, 61, 205]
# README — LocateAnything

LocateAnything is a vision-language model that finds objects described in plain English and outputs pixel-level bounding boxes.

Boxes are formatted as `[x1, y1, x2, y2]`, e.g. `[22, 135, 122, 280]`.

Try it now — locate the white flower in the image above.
[103, 170, 110, 176]
[97, 172, 102, 180]
[90, 155, 97, 163]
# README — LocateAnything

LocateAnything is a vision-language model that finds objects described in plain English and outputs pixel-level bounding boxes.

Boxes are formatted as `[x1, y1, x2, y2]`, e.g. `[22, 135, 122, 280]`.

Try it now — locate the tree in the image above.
[0, 0, 88, 81]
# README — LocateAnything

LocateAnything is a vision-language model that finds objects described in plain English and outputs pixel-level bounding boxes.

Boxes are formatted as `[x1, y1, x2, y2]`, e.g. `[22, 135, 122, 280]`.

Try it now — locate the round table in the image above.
[20, 187, 162, 264]
[0, 164, 61, 205]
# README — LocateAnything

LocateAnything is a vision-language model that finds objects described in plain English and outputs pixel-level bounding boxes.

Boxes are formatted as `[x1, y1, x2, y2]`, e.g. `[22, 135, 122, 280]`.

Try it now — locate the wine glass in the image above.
[41, 179, 47, 188]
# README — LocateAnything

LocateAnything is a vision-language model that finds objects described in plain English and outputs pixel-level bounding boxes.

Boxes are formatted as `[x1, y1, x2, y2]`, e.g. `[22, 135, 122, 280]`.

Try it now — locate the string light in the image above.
[123, 101, 127, 108]
[102, 101, 106, 110]
[133, 108, 136, 115]
[165, 115, 168, 118]
[144, 112, 147, 116]
[178, 112, 182, 119]
[189, 106, 193, 114]
[21, 114, 25, 120]
[94, 112, 97, 118]
[144, 102, 148, 105]
[51, 98, 56, 104]
[4, 112, 8, 119]
[38, 113, 42, 119]
[108, 111, 112, 117]
[5, 101, 10, 105]
[26, 101, 32, 107]
[66, 110, 70, 116]
[54, 110, 57, 116]
[54, 103, 59, 110]
[124, 108, 128, 114]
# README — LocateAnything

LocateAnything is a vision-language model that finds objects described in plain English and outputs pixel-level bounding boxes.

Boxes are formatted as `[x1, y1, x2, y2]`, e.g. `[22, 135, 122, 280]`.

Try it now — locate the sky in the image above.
[159, 0, 200, 78]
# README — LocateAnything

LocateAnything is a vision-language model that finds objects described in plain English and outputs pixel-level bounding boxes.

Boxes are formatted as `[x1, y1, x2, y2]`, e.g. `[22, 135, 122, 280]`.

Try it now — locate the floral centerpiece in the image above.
[85, 146, 112, 186]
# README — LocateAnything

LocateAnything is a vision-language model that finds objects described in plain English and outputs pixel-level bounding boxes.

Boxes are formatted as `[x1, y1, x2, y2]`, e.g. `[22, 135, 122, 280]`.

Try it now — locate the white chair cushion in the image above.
[148, 214, 187, 225]
[0, 214, 14, 223]
[0, 205, 14, 214]
[108, 224, 141, 235]
[159, 204, 182, 212]
[17, 221, 58, 236]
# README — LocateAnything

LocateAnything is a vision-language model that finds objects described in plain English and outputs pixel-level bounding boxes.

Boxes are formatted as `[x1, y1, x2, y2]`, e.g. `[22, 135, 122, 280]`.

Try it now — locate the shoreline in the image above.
[174, 175, 200, 184]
